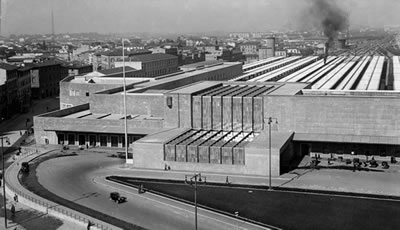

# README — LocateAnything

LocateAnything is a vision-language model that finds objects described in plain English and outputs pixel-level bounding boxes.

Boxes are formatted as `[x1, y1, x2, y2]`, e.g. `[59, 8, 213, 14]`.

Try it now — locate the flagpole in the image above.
[122, 38, 128, 163]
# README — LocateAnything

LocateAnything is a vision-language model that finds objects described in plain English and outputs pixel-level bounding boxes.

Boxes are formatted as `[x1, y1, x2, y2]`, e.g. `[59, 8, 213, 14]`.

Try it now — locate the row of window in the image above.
[145, 68, 175, 77]
[206, 72, 226, 81]
[145, 59, 177, 68]
[57, 133, 145, 147]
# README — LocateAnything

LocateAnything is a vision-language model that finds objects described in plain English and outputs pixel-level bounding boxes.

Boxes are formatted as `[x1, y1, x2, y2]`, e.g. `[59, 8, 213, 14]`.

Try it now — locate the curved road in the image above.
[35, 151, 270, 230]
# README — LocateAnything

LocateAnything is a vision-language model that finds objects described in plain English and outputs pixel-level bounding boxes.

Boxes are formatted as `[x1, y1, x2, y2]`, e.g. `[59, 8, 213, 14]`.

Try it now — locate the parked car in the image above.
[21, 162, 29, 173]
[382, 161, 389, 169]
[109, 192, 126, 204]
[369, 160, 378, 168]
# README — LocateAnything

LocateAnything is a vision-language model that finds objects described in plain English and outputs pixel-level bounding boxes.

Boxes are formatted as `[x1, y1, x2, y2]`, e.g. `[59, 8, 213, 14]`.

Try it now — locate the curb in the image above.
[273, 186, 400, 201]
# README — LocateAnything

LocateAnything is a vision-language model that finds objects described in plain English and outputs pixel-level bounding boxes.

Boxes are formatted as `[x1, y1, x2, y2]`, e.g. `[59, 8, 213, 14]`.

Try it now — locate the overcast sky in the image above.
[2, 0, 400, 35]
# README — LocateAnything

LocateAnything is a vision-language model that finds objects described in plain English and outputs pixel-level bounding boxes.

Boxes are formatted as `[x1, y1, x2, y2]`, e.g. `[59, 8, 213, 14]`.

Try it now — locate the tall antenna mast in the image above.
[0, 0, 2, 37]
[51, 9, 55, 42]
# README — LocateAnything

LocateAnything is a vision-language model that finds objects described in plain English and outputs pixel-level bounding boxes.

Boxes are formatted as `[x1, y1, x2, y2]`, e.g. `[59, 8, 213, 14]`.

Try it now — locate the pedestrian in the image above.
[87, 220, 93, 230]
[19, 131, 22, 136]
[226, 176, 229, 184]
[86, 143, 89, 149]
[11, 204, 15, 217]
[14, 194, 18, 202]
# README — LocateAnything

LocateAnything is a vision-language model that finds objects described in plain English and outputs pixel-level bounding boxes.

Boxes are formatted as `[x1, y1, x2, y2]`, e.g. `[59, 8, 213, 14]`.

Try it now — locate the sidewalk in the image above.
[0, 190, 83, 230]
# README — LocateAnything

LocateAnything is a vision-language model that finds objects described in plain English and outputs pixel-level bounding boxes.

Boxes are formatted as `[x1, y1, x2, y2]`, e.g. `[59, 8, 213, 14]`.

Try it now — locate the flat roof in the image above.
[168, 81, 307, 97]
[98, 66, 136, 75]
[47, 124, 161, 135]
[246, 131, 294, 149]
[124, 62, 242, 93]
[180, 60, 223, 69]
[168, 81, 220, 95]
[268, 82, 309, 95]
[137, 128, 190, 144]
[128, 53, 177, 62]
[69, 76, 149, 85]
[293, 133, 400, 145]
[63, 110, 92, 118]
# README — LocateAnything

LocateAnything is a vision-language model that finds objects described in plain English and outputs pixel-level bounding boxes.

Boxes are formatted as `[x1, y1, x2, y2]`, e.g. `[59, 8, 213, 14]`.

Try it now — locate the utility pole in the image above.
[267, 117, 278, 190]
[122, 38, 128, 164]
[51, 9, 55, 43]
[0, 0, 2, 37]
[1, 136, 9, 228]
[185, 173, 206, 230]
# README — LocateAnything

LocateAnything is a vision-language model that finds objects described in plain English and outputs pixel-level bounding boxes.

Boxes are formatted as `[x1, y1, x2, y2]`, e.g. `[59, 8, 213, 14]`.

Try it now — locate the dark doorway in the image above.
[68, 134, 75, 145]
[89, 135, 96, 147]
[100, 136, 107, 147]
[57, 133, 64, 145]
[78, 135, 86, 146]
[121, 136, 125, 147]
[300, 144, 311, 156]
[111, 136, 118, 147]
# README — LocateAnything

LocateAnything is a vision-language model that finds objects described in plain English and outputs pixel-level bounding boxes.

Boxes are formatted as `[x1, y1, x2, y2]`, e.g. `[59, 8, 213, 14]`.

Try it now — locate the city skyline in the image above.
[2, 0, 400, 35]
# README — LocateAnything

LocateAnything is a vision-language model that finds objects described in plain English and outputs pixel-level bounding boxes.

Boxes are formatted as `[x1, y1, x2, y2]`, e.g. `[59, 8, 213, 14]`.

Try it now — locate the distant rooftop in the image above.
[69, 76, 149, 85]
[64, 61, 92, 69]
[99, 49, 151, 57]
[127, 53, 177, 63]
[169, 81, 307, 96]
[180, 60, 223, 70]
[124, 62, 242, 93]
[0, 62, 18, 71]
[17, 61, 62, 71]
[98, 66, 136, 75]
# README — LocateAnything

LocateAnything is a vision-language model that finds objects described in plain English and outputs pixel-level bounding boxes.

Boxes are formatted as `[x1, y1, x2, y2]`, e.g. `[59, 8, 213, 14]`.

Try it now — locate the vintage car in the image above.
[21, 162, 30, 173]
[109, 192, 127, 203]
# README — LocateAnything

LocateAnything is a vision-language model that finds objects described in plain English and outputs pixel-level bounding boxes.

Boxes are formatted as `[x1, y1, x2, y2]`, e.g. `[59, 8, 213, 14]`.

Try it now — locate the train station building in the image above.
[34, 57, 400, 177]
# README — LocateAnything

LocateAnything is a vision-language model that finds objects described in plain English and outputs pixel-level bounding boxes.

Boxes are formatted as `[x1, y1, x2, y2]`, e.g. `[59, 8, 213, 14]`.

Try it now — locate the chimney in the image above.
[324, 42, 329, 65]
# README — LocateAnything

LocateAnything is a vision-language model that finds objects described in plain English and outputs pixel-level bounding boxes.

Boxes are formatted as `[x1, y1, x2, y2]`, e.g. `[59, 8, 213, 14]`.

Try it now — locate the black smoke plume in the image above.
[307, 0, 349, 63]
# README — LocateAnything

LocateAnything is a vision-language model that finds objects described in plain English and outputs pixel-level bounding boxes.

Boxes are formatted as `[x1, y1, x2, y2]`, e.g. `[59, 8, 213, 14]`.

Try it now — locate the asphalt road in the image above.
[111, 177, 400, 230]
[35, 151, 269, 230]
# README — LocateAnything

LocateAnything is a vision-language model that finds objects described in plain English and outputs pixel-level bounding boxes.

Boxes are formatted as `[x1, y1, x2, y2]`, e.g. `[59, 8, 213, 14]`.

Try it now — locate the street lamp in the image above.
[1, 136, 9, 228]
[122, 38, 129, 164]
[266, 117, 278, 190]
[185, 173, 206, 230]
